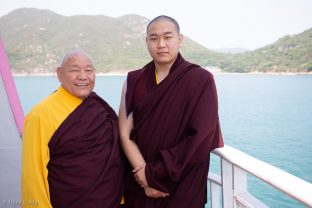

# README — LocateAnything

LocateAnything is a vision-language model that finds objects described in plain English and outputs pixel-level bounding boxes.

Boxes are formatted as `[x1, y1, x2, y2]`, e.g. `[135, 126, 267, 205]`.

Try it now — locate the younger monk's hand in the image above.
[133, 166, 148, 188]
[144, 186, 169, 198]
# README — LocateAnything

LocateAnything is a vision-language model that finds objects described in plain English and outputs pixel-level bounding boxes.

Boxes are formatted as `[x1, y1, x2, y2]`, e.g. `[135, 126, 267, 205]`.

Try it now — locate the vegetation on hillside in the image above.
[0, 8, 311, 73]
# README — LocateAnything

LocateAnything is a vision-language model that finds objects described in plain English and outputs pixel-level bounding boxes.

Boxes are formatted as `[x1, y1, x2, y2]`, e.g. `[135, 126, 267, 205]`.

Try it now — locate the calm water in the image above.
[14, 74, 312, 207]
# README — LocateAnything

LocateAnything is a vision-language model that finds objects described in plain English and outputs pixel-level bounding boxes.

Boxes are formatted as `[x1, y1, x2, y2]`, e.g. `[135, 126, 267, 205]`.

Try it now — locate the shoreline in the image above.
[12, 71, 312, 77]
[12, 72, 128, 77]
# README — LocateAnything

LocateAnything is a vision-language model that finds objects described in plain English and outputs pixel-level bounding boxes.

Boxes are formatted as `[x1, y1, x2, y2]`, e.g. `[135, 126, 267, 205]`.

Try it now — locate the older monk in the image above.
[22, 50, 124, 208]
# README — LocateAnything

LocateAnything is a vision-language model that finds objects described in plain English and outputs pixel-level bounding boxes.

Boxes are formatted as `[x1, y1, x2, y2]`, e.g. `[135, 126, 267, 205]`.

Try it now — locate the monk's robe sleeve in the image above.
[145, 77, 223, 192]
[22, 114, 52, 208]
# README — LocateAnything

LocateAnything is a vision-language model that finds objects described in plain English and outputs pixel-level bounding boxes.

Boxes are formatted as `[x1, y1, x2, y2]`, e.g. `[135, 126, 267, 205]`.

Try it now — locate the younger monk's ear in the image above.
[179, 33, 184, 48]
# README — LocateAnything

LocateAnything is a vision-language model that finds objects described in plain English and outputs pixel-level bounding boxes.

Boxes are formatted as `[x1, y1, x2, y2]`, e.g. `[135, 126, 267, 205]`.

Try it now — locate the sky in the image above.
[1, 0, 312, 50]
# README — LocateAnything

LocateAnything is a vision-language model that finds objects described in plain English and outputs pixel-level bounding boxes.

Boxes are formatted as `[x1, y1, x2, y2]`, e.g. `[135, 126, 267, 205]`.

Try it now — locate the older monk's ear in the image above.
[56, 67, 63, 82]
[179, 34, 184, 48]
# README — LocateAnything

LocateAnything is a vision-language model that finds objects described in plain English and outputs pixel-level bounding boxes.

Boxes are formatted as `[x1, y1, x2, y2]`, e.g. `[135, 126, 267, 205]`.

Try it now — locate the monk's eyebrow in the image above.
[163, 32, 173, 35]
[148, 31, 174, 37]
[69, 64, 93, 68]
[148, 33, 158, 37]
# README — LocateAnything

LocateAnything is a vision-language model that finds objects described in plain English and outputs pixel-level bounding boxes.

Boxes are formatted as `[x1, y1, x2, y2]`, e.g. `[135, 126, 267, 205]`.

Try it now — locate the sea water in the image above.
[14, 74, 312, 207]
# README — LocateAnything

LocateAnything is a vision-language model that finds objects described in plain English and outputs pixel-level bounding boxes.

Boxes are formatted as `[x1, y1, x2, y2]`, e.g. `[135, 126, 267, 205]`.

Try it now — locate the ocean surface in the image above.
[14, 74, 312, 208]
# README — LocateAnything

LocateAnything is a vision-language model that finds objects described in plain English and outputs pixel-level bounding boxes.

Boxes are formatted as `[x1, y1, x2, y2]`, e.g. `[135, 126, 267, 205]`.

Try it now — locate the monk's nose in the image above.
[77, 70, 87, 79]
[157, 38, 166, 48]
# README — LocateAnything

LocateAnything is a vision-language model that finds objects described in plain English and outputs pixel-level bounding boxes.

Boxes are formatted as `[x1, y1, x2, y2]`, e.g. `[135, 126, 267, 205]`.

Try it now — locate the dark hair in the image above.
[146, 15, 180, 34]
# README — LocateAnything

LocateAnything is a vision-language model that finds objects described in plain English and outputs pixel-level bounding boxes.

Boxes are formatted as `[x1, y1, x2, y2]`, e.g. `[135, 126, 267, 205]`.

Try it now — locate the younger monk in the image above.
[22, 50, 124, 208]
[119, 15, 224, 208]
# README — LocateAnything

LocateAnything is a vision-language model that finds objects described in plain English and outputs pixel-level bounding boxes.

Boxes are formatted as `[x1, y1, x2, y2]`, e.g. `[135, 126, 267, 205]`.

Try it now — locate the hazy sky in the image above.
[1, 0, 312, 50]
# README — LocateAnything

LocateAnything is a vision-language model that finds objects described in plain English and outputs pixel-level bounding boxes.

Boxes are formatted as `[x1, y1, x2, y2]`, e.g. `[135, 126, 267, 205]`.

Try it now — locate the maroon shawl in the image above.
[47, 92, 124, 208]
[125, 53, 223, 208]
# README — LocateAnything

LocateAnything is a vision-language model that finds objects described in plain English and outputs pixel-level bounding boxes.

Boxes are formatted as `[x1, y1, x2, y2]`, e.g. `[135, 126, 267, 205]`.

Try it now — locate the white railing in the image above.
[207, 145, 312, 208]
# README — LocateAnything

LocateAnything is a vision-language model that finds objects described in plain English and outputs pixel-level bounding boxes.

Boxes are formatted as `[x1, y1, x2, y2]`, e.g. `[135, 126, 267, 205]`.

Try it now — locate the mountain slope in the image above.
[220, 28, 312, 72]
[0, 8, 220, 73]
[0, 8, 311, 73]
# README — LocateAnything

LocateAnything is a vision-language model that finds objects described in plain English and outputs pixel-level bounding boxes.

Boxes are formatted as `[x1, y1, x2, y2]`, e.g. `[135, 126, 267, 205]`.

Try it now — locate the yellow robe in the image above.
[21, 86, 82, 208]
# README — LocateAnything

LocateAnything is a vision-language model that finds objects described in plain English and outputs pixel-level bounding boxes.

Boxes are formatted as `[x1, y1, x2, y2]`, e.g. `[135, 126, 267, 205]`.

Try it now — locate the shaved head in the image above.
[60, 50, 94, 67]
[147, 15, 180, 34]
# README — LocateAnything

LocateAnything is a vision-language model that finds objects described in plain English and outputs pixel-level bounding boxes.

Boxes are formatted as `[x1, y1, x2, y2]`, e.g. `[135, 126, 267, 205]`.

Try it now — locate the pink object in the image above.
[0, 36, 24, 135]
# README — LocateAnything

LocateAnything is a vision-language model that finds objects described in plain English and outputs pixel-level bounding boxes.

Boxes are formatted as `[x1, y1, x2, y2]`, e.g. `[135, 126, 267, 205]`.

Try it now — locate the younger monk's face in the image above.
[57, 53, 95, 100]
[146, 20, 183, 66]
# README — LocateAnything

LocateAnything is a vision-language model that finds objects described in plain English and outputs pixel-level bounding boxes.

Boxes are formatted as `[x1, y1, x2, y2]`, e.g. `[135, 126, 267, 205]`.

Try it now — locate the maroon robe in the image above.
[47, 92, 124, 208]
[125, 53, 223, 208]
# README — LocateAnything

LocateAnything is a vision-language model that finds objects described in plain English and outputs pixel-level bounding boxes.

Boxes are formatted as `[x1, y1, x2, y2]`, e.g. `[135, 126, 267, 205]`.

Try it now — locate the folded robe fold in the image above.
[41, 91, 124, 208]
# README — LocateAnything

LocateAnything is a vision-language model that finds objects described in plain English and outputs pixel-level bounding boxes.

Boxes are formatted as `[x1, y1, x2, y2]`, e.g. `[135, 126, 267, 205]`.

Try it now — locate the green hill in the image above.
[0, 8, 311, 73]
[222, 29, 312, 72]
[0, 8, 220, 73]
